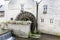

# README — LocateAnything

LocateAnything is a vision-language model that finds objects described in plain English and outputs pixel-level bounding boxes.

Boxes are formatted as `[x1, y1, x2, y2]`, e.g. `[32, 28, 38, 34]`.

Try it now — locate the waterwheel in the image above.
[15, 11, 36, 33]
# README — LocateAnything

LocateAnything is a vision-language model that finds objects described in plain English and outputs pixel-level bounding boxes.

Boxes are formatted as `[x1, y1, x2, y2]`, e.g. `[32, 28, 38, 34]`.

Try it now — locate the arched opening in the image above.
[15, 11, 36, 33]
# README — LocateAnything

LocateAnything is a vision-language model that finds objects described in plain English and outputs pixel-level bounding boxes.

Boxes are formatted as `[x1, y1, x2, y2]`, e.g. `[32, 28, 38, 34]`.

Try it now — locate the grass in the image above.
[29, 32, 41, 38]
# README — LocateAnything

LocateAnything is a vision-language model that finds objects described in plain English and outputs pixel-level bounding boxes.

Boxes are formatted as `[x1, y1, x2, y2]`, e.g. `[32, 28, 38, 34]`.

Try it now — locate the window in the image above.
[0, 11, 4, 17]
[41, 18, 44, 22]
[43, 5, 47, 14]
[50, 19, 53, 23]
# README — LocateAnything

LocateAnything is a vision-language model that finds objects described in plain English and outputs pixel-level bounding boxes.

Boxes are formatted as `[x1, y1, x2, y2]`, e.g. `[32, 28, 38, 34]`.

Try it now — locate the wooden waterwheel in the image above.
[15, 11, 36, 33]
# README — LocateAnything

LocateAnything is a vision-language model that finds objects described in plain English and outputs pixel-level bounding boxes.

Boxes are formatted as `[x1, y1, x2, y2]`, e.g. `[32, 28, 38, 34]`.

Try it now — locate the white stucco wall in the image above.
[8, 0, 36, 17]
[38, 0, 60, 35]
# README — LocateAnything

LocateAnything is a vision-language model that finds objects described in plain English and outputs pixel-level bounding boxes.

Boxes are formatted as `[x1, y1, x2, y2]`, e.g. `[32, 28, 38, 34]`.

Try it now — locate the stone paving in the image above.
[15, 34, 60, 40]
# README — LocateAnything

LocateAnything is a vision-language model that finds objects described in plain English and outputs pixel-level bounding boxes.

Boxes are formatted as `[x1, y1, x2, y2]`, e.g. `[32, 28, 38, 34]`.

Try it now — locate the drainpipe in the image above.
[21, 4, 24, 13]
[35, 0, 42, 34]
[35, 2, 39, 33]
